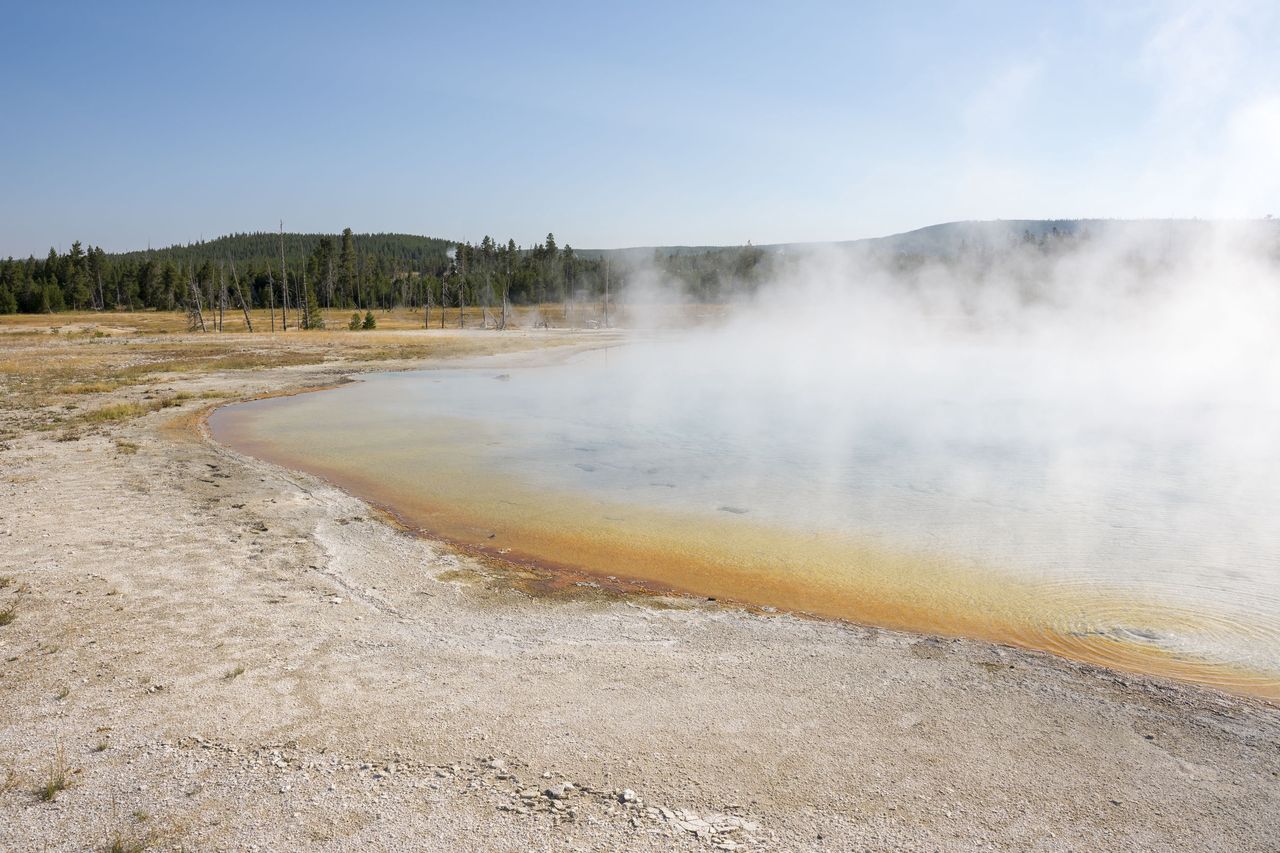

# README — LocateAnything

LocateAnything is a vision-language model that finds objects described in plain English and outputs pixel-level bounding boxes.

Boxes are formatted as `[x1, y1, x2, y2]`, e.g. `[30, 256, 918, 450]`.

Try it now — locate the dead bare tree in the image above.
[278, 220, 289, 330]
[423, 268, 433, 330]
[457, 251, 465, 329]
[300, 255, 310, 330]
[484, 271, 497, 329]
[498, 252, 510, 331]
[187, 268, 206, 332]
[216, 264, 227, 331]
[228, 256, 253, 331]
[267, 271, 277, 332]
[440, 272, 448, 329]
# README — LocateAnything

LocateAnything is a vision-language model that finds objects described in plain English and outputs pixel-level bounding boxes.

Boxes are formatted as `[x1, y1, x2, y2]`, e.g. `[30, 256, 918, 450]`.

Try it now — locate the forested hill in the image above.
[110, 231, 458, 269]
[2, 220, 1276, 316]
[0, 229, 605, 315]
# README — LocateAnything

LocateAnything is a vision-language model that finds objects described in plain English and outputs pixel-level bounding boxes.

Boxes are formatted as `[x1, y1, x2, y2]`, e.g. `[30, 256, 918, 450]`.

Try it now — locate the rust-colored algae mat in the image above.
[210, 379, 1280, 703]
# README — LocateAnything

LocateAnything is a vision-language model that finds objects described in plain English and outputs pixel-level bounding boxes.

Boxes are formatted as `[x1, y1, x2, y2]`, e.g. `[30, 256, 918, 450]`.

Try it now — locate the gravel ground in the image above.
[1, 355, 1278, 852]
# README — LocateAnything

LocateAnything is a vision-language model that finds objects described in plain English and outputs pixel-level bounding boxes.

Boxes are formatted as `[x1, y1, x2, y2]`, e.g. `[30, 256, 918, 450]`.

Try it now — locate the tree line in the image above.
[6, 221, 1275, 320]
[0, 228, 778, 322]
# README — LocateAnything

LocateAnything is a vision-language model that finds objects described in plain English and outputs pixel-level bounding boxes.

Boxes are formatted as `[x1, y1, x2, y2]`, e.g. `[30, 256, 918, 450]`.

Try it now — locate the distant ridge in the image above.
[95, 219, 1279, 265]
[584, 218, 1279, 261]
[4, 219, 1276, 315]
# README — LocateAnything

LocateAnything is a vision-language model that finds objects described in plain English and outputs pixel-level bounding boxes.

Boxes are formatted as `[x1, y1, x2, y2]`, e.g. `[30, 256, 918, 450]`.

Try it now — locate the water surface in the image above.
[211, 339, 1280, 699]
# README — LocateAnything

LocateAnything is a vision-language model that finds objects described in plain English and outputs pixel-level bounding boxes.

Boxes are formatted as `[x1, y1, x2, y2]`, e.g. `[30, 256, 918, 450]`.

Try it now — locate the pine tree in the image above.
[303, 281, 324, 329]
[348, 311, 361, 330]
[338, 228, 356, 307]
[361, 310, 376, 330]
[66, 241, 91, 308]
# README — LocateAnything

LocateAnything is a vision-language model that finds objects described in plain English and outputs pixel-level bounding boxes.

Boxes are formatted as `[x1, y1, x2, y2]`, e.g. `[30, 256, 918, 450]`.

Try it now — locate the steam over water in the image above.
[212, 227, 1280, 698]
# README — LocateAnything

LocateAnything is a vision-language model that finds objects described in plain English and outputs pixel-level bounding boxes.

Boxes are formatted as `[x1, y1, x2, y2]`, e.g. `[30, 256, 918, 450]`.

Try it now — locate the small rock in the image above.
[619, 788, 637, 803]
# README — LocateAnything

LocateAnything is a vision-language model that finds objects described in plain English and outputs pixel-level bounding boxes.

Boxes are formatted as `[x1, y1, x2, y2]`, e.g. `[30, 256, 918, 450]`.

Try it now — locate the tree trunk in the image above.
[500, 259, 509, 330]
[228, 256, 253, 332]
[279, 221, 289, 331]
[217, 265, 226, 332]
[356, 241, 364, 310]
[457, 264, 465, 329]
[188, 275, 206, 333]
[300, 260, 310, 330]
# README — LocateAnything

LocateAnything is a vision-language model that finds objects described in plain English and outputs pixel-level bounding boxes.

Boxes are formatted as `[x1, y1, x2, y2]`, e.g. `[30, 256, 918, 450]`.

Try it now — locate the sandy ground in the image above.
[1, 320, 1278, 851]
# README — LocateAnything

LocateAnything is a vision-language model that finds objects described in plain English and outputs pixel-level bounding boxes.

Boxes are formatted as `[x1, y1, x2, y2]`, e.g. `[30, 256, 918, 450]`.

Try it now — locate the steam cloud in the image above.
[578, 221, 1280, 673]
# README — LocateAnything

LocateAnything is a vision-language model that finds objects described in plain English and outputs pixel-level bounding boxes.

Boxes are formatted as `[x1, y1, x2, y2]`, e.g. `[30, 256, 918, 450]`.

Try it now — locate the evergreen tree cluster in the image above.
[0, 229, 630, 317]
[0, 241, 109, 314]
[5, 220, 1209, 318]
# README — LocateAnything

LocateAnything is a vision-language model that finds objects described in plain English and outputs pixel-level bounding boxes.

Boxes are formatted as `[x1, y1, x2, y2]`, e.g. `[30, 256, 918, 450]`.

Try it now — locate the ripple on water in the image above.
[1012, 577, 1280, 699]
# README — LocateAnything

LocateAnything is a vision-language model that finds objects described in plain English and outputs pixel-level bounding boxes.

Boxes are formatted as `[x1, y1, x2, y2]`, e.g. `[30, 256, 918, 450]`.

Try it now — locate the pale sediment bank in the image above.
[1, 349, 1279, 851]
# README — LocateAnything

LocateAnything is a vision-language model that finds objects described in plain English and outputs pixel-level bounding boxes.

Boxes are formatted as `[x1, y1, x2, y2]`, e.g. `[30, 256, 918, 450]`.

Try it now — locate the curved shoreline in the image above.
[4, 326, 1279, 850]
[202, 358, 1280, 705]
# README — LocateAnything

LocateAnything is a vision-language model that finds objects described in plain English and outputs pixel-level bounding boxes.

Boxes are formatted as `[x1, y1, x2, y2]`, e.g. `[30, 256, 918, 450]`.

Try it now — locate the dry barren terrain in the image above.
[1, 312, 1278, 852]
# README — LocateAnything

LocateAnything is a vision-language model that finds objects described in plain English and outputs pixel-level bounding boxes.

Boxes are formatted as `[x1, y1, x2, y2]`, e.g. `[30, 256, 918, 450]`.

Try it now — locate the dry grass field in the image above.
[0, 308, 610, 444]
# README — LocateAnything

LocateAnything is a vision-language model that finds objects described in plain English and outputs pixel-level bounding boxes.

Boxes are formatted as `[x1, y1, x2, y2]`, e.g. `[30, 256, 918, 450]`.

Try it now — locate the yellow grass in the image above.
[80, 403, 147, 423]
[0, 306, 512, 335]
[61, 381, 127, 394]
[0, 308, 617, 440]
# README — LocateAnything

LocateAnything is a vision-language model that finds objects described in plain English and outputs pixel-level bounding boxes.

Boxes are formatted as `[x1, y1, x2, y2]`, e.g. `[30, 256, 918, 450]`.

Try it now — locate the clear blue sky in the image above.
[2, 1, 1277, 256]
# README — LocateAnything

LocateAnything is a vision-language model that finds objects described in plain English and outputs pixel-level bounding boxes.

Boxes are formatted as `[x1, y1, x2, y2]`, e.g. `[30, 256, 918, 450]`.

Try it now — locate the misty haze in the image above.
[4, 3, 1280, 852]
[212, 221, 1280, 698]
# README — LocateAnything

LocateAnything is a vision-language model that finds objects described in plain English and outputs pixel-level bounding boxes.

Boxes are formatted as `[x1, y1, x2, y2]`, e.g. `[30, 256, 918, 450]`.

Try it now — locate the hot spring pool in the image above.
[210, 339, 1280, 700]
